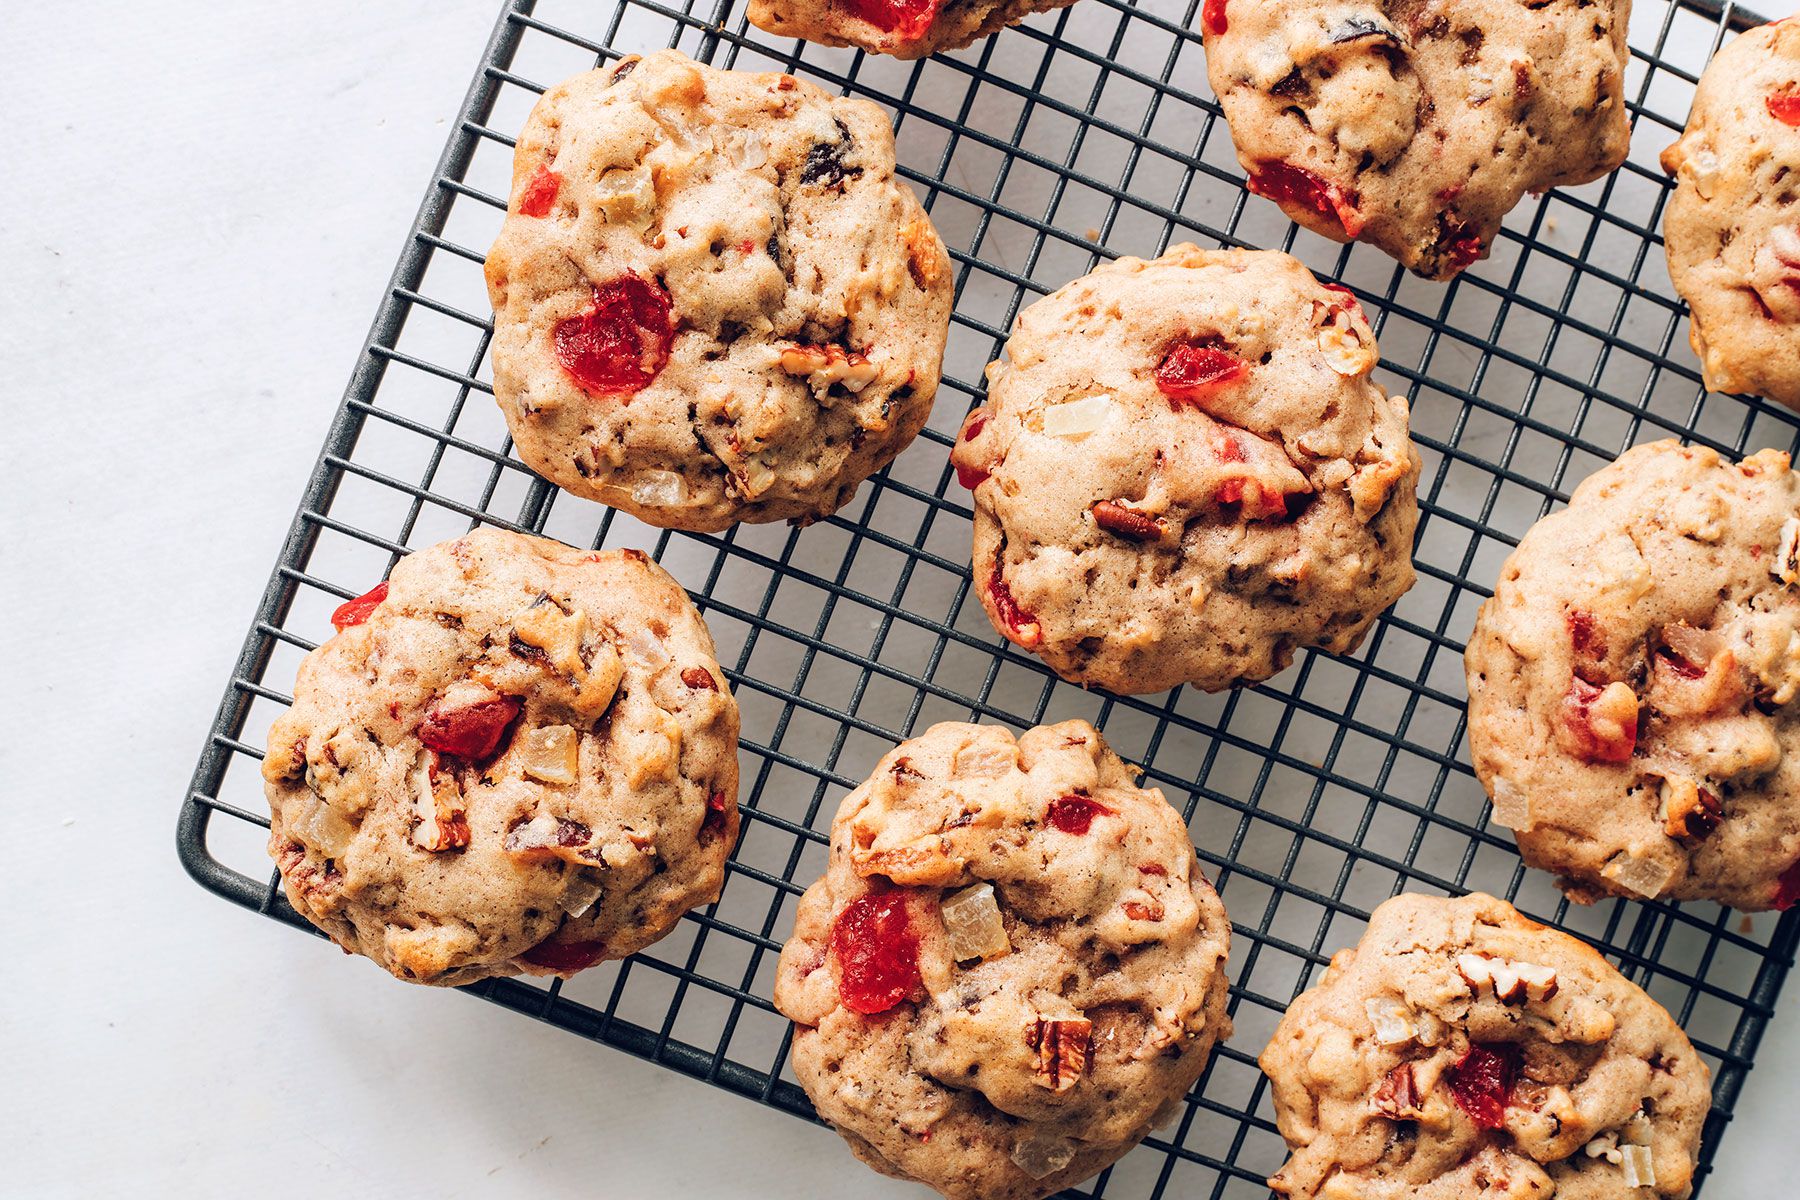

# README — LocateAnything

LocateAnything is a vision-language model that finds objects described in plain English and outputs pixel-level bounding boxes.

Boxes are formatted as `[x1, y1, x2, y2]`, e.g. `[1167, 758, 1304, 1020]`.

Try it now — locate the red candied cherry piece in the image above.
[1444, 1042, 1520, 1130]
[1775, 858, 1800, 910]
[1213, 476, 1311, 521]
[552, 273, 675, 398]
[830, 886, 922, 1015]
[518, 163, 562, 218]
[987, 560, 1041, 649]
[1769, 89, 1800, 127]
[521, 936, 608, 972]
[954, 408, 991, 490]
[1046, 794, 1115, 835]
[1248, 161, 1365, 237]
[330, 581, 389, 632]
[419, 694, 521, 763]
[1155, 337, 1249, 409]
[700, 789, 731, 843]
[1442, 223, 1484, 273]
[1566, 608, 1600, 661]
[842, 0, 944, 39]
[1561, 676, 1637, 765]
[1320, 281, 1365, 320]
[1202, 0, 1228, 35]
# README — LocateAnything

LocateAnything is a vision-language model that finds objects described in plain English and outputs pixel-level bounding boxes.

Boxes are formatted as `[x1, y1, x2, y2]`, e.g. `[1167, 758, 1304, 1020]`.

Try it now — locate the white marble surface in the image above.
[3, 2, 1794, 1196]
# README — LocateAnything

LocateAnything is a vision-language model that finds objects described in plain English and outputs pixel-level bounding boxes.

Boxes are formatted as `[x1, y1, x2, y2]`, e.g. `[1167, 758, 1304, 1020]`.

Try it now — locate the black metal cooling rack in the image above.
[179, 0, 1800, 1194]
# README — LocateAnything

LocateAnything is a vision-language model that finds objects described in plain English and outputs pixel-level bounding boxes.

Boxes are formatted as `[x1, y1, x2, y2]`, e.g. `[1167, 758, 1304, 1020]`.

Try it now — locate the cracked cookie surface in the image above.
[1466, 441, 1800, 911]
[1261, 892, 1710, 1199]
[951, 244, 1418, 695]
[773, 721, 1232, 1200]
[484, 50, 953, 532]
[262, 529, 740, 986]
[1201, 0, 1632, 279]
[747, 0, 1076, 60]
[1662, 21, 1800, 409]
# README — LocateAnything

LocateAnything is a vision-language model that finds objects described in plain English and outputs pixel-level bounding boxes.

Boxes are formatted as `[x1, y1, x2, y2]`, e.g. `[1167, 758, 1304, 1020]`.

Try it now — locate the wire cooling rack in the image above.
[180, 1, 1800, 1194]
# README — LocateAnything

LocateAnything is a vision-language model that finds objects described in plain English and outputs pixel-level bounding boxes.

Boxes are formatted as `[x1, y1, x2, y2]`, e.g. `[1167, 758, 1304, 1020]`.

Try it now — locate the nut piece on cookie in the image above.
[1662, 21, 1800, 409]
[1260, 892, 1710, 1198]
[261, 529, 740, 986]
[1201, 1, 1632, 279]
[746, 0, 1076, 60]
[952, 245, 1419, 695]
[773, 721, 1233, 1200]
[1466, 440, 1800, 910]
[484, 51, 953, 531]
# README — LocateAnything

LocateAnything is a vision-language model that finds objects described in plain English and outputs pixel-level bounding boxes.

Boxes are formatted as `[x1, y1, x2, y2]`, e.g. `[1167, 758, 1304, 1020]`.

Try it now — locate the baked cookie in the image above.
[1261, 892, 1711, 1199]
[950, 245, 1418, 695]
[484, 51, 953, 532]
[1662, 21, 1800, 409]
[773, 721, 1232, 1200]
[261, 529, 741, 985]
[1201, 0, 1632, 279]
[1466, 441, 1800, 910]
[747, 0, 1076, 60]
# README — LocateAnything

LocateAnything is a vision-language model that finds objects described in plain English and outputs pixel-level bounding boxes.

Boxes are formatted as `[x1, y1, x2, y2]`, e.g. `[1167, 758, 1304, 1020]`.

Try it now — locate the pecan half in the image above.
[1092, 500, 1165, 542]
[1029, 1016, 1092, 1092]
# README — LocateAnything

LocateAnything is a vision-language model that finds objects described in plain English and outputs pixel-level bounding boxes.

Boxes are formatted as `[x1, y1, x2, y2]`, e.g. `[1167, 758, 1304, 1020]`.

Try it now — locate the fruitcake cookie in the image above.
[261, 528, 741, 986]
[951, 245, 1418, 694]
[1466, 441, 1800, 910]
[747, 0, 1076, 60]
[1662, 21, 1800, 409]
[1261, 892, 1710, 1198]
[484, 51, 953, 532]
[773, 721, 1232, 1200]
[1200, 0, 1633, 279]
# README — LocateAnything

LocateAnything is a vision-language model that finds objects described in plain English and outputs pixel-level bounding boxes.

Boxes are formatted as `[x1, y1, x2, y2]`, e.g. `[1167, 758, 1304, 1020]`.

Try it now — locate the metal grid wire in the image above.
[179, 0, 1800, 1194]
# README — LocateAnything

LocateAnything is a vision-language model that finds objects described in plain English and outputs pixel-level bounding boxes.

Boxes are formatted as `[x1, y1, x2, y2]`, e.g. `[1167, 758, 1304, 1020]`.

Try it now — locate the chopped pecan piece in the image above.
[1029, 1016, 1092, 1092]
[412, 758, 470, 852]
[1557, 677, 1637, 764]
[1659, 776, 1724, 840]
[1373, 1062, 1422, 1119]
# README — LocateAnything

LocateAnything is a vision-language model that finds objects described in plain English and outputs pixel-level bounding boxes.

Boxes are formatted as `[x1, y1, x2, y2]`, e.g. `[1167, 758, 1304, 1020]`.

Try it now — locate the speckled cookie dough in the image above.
[773, 721, 1232, 1200]
[1261, 892, 1711, 1199]
[951, 244, 1418, 695]
[484, 50, 953, 531]
[1662, 21, 1800, 409]
[262, 529, 741, 986]
[1466, 441, 1800, 911]
[747, 0, 1076, 60]
[1201, 0, 1632, 279]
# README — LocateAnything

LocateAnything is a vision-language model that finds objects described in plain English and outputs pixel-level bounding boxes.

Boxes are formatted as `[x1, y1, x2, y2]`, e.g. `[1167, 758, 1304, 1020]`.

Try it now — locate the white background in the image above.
[3, 2, 1795, 1196]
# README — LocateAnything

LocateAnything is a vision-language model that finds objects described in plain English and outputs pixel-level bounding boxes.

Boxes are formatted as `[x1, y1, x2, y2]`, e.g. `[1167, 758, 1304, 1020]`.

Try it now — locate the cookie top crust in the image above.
[1466, 440, 1800, 911]
[1260, 892, 1710, 1199]
[950, 244, 1418, 694]
[484, 50, 953, 531]
[261, 529, 741, 986]
[1662, 21, 1800, 409]
[746, 0, 1077, 60]
[1201, 0, 1632, 279]
[773, 721, 1232, 1200]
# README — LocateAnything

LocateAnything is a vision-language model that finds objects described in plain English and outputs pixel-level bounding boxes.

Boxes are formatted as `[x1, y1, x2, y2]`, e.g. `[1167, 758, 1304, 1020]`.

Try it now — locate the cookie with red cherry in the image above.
[1200, 0, 1631, 279]
[1662, 20, 1800, 409]
[1261, 892, 1709, 1198]
[773, 720, 1232, 1200]
[484, 50, 952, 532]
[1466, 440, 1800, 910]
[951, 244, 1418, 695]
[261, 528, 740, 986]
[747, 0, 1074, 59]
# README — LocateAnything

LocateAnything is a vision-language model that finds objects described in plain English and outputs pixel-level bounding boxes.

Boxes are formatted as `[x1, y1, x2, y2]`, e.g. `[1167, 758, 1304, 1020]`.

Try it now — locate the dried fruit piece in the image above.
[987, 560, 1042, 649]
[1604, 851, 1675, 900]
[800, 118, 860, 187]
[1769, 88, 1800, 126]
[1444, 1042, 1519, 1130]
[631, 469, 688, 507]
[519, 163, 562, 217]
[504, 813, 600, 865]
[940, 882, 1011, 962]
[521, 935, 608, 972]
[1029, 1015, 1092, 1092]
[1489, 776, 1532, 830]
[518, 725, 580, 784]
[1558, 676, 1638, 764]
[954, 408, 992, 490]
[1619, 1144, 1657, 1188]
[552, 273, 674, 398]
[1658, 776, 1723, 840]
[330, 581, 389, 631]
[1092, 500, 1164, 542]
[419, 691, 520, 764]
[1437, 215, 1484, 273]
[831, 887, 922, 1015]
[1364, 996, 1417, 1044]
[1775, 858, 1800, 910]
[1009, 1133, 1076, 1181]
[1201, 0, 1228, 35]
[699, 789, 731, 843]
[1248, 161, 1365, 237]
[1155, 337, 1249, 408]
[1213, 475, 1308, 521]
[1042, 395, 1112, 438]
[681, 666, 719, 691]
[593, 166, 656, 230]
[1373, 1062, 1422, 1119]
[1046, 794, 1114, 835]
[842, 0, 943, 38]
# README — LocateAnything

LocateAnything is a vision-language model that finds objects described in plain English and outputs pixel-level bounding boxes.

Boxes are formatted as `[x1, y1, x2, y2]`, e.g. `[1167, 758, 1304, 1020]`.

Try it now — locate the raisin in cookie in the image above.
[1262, 892, 1710, 1199]
[1466, 441, 1800, 910]
[773, 721, 1232, 1200]
[484, 51, 953, 532]
[950, 245, 1418, 695]
[747, 0, 1075, 60]
[261, 529, 741, 986]
[1662, 21, 1800, 409]
[1201, 0, 1632, 279]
